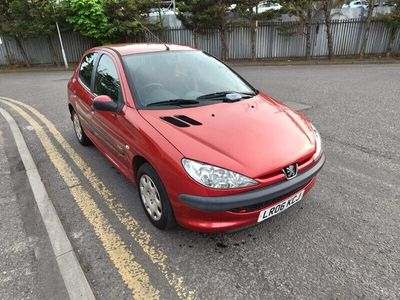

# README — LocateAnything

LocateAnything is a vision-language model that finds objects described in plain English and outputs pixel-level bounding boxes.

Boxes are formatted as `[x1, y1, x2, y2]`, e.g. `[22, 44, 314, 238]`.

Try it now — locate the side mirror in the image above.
[92, 95, 118, 112]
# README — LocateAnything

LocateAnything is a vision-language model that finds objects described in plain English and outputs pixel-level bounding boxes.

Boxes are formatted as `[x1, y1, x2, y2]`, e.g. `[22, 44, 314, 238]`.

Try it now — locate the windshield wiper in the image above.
[197, 91, 256, 100]
[146, 99, 200, 107]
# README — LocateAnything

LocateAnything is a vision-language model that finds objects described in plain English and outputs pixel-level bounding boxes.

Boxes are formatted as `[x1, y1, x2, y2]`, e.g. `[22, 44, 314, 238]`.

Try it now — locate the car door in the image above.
[91, 53, 130, 173]
[73, 52, 98, 130]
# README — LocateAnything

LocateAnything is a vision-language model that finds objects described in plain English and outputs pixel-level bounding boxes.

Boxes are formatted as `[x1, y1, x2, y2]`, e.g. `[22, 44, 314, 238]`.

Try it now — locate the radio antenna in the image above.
[133, 17, 170, 51]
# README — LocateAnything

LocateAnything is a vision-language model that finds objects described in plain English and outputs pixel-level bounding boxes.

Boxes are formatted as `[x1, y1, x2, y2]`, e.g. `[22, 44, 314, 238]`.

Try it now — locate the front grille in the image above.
[256, 153, 314, 182]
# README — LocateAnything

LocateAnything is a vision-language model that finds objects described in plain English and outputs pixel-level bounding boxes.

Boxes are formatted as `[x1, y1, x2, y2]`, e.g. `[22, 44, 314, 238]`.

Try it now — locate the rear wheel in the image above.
[137, 163, 176, 230]
[72, 110, 91, 146]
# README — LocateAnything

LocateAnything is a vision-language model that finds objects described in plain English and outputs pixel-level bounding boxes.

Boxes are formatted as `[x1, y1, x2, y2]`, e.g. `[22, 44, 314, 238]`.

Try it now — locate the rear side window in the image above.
[79, 52, 98, 88]
[94, 55, 121, 102]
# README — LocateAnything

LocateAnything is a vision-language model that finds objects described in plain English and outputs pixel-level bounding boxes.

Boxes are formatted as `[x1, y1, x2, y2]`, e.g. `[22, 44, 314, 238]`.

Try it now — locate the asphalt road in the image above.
[0, 63, 399, 299]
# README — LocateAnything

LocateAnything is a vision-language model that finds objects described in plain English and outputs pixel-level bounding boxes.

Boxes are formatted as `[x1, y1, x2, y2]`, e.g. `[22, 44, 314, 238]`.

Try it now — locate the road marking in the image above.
[0, 107, 95, 300]
[0, 99, 160, 300]
[0, 96, 196, 299]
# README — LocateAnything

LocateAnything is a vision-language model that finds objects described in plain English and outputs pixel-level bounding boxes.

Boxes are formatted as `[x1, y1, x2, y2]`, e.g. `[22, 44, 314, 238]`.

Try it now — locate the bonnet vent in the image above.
[160, 116, 190, 128]
[160, 115, 202, 128]
[174, 115, 202, 126]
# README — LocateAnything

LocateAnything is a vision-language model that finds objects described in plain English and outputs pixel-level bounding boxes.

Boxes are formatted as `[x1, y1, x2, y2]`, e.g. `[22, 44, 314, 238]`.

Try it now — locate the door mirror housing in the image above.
[93, 95, 118, 112]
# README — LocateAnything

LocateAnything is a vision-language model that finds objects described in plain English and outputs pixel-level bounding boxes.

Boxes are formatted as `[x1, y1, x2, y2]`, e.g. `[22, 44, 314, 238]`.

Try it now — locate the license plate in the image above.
[257, 190, 304, 222]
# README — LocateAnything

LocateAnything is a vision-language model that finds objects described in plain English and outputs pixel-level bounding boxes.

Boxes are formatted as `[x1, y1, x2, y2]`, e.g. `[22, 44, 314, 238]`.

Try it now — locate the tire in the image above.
[137, 163, 176, 230]
[72, 110, 91, 146]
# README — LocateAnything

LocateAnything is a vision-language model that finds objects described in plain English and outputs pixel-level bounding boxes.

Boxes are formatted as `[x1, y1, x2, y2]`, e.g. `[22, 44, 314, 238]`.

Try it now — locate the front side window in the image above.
[94, 55, 121, 102]
[123, 51, 254, 108]
[79, 52, 98, 88]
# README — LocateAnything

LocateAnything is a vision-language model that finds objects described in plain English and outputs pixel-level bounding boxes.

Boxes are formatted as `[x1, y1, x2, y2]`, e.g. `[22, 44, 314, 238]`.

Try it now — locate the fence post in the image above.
[56, 22, 69, 68]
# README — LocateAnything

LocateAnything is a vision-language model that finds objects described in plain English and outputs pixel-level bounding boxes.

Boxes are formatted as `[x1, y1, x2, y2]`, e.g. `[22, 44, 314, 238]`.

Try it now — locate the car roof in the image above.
[93, 43, 196, 56]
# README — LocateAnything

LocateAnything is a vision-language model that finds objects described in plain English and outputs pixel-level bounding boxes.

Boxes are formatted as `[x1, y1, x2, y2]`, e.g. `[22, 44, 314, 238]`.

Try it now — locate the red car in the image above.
[67, 44, 325, 232]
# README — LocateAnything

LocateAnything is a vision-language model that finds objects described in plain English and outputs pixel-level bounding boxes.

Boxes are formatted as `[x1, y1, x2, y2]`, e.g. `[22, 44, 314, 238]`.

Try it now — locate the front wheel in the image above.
[72, 110, 91, 146]
[137, 163, 176, 230]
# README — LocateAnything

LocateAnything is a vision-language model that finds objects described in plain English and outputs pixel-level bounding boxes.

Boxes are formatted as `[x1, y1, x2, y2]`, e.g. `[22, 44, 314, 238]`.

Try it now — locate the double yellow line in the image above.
[0, 97, 195, 300]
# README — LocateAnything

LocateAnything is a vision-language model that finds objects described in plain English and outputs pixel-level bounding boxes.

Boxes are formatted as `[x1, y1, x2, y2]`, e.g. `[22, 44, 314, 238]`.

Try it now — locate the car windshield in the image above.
[122, 50, 255, 108]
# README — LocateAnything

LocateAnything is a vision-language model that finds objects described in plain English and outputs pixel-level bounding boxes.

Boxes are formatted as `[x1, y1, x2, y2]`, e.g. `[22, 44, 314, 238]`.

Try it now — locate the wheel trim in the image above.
[139, 175, 162, 221]
[73, 113, 83, 141]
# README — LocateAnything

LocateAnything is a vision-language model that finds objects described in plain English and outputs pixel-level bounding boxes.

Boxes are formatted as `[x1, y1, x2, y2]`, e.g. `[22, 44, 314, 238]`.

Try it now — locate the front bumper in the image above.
[179, 154, 325, 211]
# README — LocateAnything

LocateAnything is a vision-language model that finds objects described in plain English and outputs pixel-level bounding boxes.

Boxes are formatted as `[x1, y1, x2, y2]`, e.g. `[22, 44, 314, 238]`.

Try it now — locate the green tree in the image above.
[234, 0, 284, 20]
[65, 0, 158, 44]
[65, 0, 109, 43]
[0, 0, 67, 66]
[177, 0, 234, 60]
[233, 0, 283, 60]
[359, 0, 377, 57]
[321, 0, 334, 60]
[0, 0, 36, 66]
[281, 0, 316, 60]
[376, 1, 400, 56]
[31, 0, 67, 66]
[102, 0, 158, 43]
[235, 0, 258, 60]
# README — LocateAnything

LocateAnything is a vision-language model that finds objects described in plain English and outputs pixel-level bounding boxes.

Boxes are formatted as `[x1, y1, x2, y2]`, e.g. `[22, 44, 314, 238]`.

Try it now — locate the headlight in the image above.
[311, 124, 322, 160]
[182, 159, 257, 189]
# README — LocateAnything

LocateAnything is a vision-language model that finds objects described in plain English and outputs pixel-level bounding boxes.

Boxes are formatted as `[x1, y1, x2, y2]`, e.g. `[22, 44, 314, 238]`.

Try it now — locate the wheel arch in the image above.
[68, 103, 74, 120]
[132, 155, 148, 182]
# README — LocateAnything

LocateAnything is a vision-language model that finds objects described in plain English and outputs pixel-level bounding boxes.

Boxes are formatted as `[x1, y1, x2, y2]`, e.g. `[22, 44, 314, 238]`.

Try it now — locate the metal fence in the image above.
[161, 20, 400, 59]
[0, 32, 94, 65]
[1, 19, 399, 65]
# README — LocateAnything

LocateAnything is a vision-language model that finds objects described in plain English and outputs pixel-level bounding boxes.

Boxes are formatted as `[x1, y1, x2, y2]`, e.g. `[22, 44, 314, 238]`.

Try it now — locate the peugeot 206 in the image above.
[67, 44, 325, 232]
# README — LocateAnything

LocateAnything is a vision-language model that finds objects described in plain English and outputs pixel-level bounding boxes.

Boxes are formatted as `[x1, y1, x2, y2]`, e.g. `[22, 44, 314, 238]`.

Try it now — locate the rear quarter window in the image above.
[79, 52, 98, 88]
